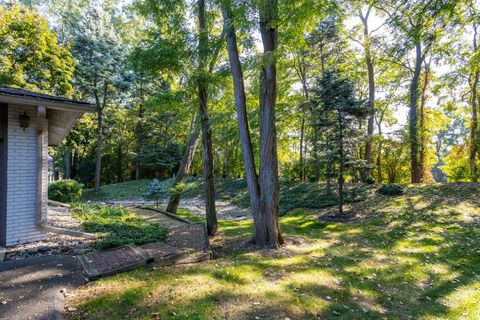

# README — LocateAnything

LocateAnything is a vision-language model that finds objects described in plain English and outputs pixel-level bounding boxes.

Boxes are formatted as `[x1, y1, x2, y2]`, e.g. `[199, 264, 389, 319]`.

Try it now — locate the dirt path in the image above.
[94, 198, 251, 221]
[179, 198, 251, 220]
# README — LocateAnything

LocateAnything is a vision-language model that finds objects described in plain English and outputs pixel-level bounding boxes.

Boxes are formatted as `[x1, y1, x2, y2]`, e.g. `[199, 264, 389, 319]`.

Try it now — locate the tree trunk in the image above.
[65, 149, 72, 179]
[198, 0, 217, 236]
[221, 0, 263, 236]
[94, 83, 107, 192]
[166, 122, 201, 214]
[135, 105, 143, 180]
[312, 114, 320, 182]
[419, 60, 430, 182]
[409, 43, 424, 183]
[257, 0, 283, 247]
[376, 122, 382, 183]
[300, 79, 309, 182]
[470, 73, 479, 182]
[338, 112, 344, 215]
[94, 108, 103, 192]
[360, 11, 375, 180]
[166, 19, 224, 215]
[470, 25, 479, 182]
[299, 115, 305, 181]
[72, 150, 78, 179]
[325, 136, 332, 195]
[94, 103, 103, 192]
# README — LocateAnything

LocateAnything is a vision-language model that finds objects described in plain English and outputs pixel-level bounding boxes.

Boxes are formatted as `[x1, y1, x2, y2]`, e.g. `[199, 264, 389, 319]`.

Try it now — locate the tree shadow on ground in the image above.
[69, 183, 480, 319]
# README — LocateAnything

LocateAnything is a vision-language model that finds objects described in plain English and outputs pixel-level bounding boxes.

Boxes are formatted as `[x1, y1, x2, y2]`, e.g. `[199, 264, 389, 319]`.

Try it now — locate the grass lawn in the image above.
[68, 183, 480, 319]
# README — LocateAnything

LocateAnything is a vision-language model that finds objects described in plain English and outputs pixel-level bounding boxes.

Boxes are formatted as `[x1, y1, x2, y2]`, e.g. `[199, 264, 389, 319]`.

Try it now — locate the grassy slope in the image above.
[82, 178, 367, 214]
[68, 183, 480, 320]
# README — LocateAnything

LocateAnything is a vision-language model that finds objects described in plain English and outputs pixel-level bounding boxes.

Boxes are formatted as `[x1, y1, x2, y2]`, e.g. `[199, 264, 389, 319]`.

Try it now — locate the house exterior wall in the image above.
[5, 104, 47, 246]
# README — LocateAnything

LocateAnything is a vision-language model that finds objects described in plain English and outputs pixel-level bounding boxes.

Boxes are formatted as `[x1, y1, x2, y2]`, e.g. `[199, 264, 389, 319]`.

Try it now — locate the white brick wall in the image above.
[6, 104, 47, 246]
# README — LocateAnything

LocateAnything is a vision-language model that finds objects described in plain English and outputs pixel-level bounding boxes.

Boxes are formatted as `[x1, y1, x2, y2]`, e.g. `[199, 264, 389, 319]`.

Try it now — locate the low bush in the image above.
[377, 183, 404, 196]
[48, 179, 83, 203]
[72, 204, 167, 250]
[365, 176, 376, 185]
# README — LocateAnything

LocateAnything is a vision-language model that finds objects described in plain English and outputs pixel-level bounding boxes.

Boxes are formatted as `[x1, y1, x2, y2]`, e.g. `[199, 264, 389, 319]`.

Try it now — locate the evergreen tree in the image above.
[312, 71, 371, 214]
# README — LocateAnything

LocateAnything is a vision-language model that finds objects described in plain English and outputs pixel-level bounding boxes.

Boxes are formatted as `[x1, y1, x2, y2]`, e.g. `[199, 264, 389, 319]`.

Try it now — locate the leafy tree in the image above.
[71, 7, 126, 192]
[378, 0, 458, 183]
[0, 3, 74, 95]
[442, 145, 471, 181]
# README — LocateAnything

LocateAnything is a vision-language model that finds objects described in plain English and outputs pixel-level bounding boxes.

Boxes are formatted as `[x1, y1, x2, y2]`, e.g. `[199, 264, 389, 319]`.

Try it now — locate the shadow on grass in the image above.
[70, 183, 480, 319]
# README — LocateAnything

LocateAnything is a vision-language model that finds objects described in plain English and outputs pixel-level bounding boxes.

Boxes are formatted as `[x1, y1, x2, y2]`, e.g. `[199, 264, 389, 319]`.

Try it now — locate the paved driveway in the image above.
[0, 256, 85, 320]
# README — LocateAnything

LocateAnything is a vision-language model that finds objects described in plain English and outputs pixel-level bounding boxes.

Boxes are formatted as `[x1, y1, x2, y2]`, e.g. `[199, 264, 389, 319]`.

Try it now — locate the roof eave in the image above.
[0, 93, 95, 113]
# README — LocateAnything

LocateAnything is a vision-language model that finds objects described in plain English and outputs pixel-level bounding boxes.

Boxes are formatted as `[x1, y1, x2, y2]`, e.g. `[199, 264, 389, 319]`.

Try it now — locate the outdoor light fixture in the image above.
[19, 112, 30, 131]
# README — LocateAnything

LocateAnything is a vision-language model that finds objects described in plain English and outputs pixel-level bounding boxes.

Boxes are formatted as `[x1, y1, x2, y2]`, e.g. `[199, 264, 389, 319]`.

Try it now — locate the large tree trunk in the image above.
[221, 0, 262, 235]
[166, 122, 200, 214]
[257, 0, 283, 248]
[409, 43, 424, 183]
[470, 25, 479, 182]
[419, 60, 431, 182]
[166, 21, 224, 215]
[198, 0, 217, 236]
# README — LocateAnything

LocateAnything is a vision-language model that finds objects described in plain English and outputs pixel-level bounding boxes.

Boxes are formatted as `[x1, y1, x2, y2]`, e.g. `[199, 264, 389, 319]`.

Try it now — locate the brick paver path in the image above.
[167, 224, 208, 251]
[77, 208, 210, 279]
[140, 242, 177, 259]
[131, 207, 186, 229]
[85, 245, 144, 274]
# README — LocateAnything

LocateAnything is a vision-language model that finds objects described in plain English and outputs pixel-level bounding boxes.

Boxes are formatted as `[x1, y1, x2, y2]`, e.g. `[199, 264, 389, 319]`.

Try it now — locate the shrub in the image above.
[48, 179, 83, 203]
[365, 176, 376, 185]
[145, 179, 170, 207]
[377, 184, 404, 196]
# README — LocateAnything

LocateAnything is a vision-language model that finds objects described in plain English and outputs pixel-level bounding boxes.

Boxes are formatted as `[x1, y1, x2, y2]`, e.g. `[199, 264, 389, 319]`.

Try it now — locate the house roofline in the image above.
[0, 87, 95, 113]
[0, 94, 95, 112]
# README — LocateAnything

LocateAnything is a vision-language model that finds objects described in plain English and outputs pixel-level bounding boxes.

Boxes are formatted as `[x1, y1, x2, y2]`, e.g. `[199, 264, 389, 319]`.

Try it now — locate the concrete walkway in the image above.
[0, 255, 85, 320]
[0, 207, 209, 319]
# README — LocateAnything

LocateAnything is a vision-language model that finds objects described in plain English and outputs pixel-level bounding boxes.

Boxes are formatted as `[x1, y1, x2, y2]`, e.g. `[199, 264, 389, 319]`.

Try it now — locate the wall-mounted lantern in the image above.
[19, 112, 30, 131]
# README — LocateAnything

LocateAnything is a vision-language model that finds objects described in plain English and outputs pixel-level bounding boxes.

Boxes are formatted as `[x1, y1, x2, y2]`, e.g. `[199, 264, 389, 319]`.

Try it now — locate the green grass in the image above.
[67, 183, 480, 319]
[72, 204, 167, 250]
[82, 178, 368, 214]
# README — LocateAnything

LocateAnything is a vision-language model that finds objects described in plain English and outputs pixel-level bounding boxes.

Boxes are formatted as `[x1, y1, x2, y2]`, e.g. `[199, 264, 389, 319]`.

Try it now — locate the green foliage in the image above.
[82, 179, 153, 201]
[0, 3, 74, 95]
[441, 145, 471, 182]
[278, 182, 367, 215]
[48, 179, 84, 203]
[145, 179, 169, 207]
[377, 183, 404, 196]
[72, 204, 167, 250]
